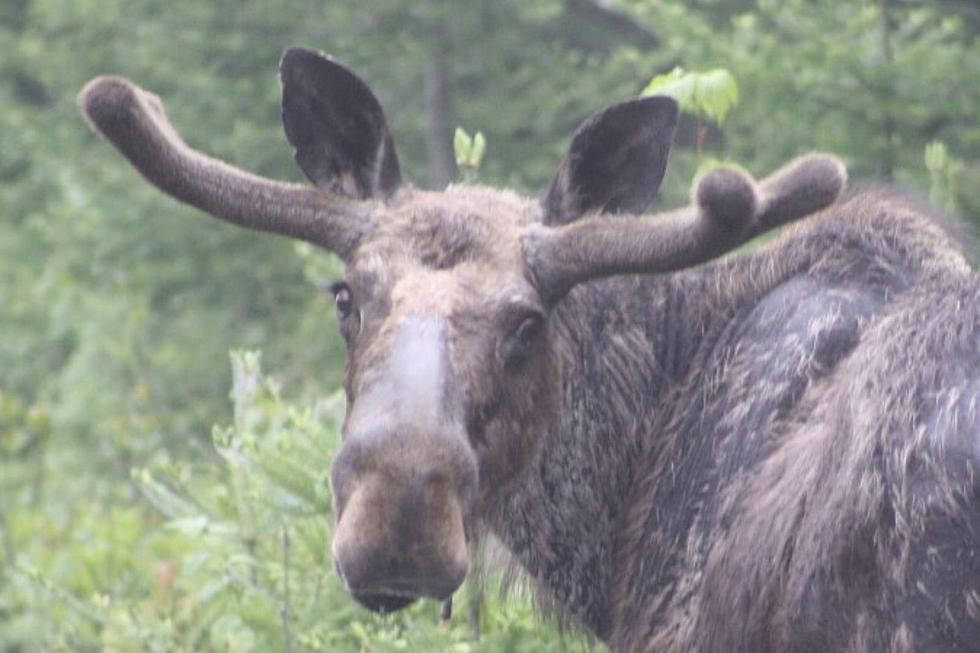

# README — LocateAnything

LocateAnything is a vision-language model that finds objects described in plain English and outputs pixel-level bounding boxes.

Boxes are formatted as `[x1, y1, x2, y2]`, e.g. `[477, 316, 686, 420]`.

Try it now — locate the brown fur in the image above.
[605, 192, 980, 651]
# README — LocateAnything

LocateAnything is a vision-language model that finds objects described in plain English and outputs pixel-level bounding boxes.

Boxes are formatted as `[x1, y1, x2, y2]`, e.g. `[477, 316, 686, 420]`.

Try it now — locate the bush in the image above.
[1, 353, 598, 652]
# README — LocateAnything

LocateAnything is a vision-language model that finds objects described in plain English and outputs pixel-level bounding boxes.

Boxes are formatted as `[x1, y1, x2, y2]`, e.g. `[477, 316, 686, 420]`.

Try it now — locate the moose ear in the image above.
[542, 96, 678, 225]
[280, 47, 402, 200]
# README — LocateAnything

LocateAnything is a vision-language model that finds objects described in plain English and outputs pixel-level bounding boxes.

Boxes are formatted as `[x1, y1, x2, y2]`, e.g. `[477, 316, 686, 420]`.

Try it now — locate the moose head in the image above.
[80, 48, 845, 614]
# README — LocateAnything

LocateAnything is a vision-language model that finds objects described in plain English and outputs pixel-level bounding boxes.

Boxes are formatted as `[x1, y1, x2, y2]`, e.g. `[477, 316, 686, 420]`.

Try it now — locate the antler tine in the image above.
[752, 152, 846, 236]
[524, 154, 846, 303]
[79, 76, 373, 256]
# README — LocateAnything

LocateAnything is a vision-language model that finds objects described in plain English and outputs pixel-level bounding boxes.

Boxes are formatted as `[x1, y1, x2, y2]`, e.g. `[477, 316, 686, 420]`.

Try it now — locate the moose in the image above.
[80, 48, 980, 652]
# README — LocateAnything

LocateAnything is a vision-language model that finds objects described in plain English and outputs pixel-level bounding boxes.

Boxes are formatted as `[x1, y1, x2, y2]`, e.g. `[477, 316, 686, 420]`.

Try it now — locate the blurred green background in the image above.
[1, 1, 977, 651]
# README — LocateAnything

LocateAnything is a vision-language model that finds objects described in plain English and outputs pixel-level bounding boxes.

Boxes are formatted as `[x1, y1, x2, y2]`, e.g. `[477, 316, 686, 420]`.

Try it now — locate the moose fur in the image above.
[80, 48, 980, 652]
[513, 191, 980, 651]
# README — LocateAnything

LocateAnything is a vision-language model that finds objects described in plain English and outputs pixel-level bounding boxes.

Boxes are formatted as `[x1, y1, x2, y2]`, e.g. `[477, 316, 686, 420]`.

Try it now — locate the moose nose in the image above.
[330, 427, 477, 613]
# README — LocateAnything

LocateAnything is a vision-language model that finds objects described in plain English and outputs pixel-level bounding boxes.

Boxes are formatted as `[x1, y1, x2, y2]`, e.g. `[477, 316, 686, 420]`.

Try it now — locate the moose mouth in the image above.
[352, 590, 419, 614]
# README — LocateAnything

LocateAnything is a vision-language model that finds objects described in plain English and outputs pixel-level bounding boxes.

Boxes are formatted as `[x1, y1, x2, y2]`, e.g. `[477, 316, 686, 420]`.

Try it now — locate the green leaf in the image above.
[470, 132, 486, 169]
[453, 127, 472, 166]
[696, 69, 739, 124]
[643, 67, 696, 108]
[135, 469, 200, 520]
[643, 67, 740, 125]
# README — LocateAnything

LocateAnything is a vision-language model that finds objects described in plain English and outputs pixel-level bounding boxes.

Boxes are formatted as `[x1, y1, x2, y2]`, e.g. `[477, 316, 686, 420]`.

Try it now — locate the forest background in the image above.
[1, 1, 978, 651]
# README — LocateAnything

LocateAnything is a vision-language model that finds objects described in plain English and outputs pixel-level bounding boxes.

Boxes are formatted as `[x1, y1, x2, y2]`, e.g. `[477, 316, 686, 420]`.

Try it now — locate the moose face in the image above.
[328, 187, 559, 611]
[80, 46, 845, 614]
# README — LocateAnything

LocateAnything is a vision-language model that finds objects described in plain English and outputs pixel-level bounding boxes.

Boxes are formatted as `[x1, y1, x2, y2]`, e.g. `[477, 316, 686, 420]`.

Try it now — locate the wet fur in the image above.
[483, 190, 980, 651]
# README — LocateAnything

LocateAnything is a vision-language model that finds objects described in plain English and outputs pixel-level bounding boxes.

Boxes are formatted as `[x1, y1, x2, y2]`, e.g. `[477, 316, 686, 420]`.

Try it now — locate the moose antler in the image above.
[523, 153, 846, 302]
[78, 76, 374, 256]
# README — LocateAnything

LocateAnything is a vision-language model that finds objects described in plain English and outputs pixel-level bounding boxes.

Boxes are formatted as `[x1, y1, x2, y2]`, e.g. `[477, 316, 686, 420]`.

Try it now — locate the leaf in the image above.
[643, 67, 696, 109]
[135, 469, 200, 520]
[453, 127, 472, 166]
[255, 447, 325, 509]
[696, 69, 739, 124]
[470, 132, 486, 169]
[643, 67, 740, 125]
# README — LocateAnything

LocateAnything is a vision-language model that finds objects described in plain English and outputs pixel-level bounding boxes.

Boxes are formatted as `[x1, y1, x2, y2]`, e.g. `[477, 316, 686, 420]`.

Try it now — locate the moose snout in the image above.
[330, 426, 477, 613]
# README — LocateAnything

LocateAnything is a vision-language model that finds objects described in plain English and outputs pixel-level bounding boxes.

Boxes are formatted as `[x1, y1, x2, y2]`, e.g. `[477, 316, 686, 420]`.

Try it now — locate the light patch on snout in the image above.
[347, 318, 461, 434]
[387, 319, 450, 425]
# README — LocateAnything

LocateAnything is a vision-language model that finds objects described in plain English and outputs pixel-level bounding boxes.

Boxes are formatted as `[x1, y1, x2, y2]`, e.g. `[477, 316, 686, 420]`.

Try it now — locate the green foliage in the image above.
[4, 354, 596, 651]
[454, 127, 488, 181]
[643, 67, 739, 126]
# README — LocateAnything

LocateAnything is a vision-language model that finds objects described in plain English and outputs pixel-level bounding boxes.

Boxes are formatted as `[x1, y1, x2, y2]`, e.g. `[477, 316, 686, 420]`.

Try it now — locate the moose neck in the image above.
[486, 270, 702, 639]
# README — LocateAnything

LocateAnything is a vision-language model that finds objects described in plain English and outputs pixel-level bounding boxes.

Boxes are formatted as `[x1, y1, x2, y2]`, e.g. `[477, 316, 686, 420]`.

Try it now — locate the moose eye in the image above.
[331, 281, 354, 320]
[501, 309, 546, 370]
[515, 313, 544, 346]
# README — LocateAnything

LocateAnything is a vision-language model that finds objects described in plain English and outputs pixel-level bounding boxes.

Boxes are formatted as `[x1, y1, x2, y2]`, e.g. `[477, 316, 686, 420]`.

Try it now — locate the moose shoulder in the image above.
[80, 48, 980, 652]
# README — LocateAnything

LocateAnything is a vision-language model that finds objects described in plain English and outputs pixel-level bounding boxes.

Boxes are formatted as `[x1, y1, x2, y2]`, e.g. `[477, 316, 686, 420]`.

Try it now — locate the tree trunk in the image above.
[879, 0, 896, 181]
[424, 4, 456, 189]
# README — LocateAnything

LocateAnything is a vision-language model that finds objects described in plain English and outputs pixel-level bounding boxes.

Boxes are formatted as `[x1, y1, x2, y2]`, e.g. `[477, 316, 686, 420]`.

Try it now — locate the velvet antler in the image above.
[78, 75, 375, 256]
[524, 153, 847, 302]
